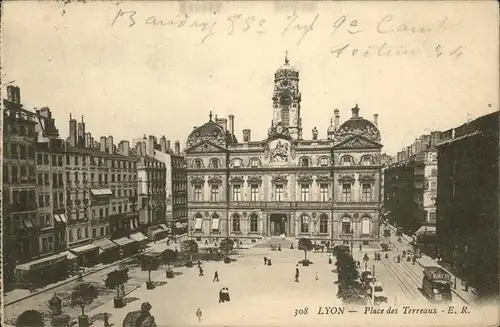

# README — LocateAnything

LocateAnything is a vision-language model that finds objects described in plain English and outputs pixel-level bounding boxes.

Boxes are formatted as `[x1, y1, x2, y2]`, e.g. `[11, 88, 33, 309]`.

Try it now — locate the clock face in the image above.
[280, 95, 292, 106]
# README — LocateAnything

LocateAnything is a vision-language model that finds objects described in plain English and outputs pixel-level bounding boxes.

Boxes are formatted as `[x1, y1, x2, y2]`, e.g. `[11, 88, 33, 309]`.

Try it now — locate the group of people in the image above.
[218, 288, 231, 303]
[263, 256, 272, 266]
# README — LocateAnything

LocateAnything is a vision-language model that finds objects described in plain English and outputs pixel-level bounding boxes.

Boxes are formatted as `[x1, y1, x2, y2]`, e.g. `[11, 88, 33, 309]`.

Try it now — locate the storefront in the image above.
[92, 238, 120, 264]
[173, 219, 188, 235]
[69, 243, 100, 267]
[112, 237, 139, 258]
[15, 252, 68, 286]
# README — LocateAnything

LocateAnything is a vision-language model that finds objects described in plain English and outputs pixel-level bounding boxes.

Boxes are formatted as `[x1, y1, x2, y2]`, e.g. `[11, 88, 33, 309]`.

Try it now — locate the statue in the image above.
[271, 140, 288, 162]
[123, 302, 157, 327]
[312, 127, 318, 140]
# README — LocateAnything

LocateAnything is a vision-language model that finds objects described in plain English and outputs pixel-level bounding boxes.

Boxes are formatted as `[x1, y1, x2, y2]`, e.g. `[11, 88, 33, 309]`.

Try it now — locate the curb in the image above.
[4, 250, 151, 307]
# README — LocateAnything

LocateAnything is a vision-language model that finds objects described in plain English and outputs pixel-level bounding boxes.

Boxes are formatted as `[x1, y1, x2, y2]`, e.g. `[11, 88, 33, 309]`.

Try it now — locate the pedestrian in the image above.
[264, 256, 268, 265]
[295, 265, 300, 283]
[315, 272, 319, 281]
[278, 244, 282, 251]
[328, 255, 332, 265]
[225, 288, 231, 302]
[359, 244, 362, 251]
[290, 243, 294, 249]
[196, 308, 202, 322]
[103, 312, 110, 327]
[197, 259, 202, 267]
[199, 266, 204, 276]
[397, 255, 401, 263]
[219, 289, 224, 303]
[213, 270, 219, 282]
[385, 253, 388, 259]
[205, 240, 208, 246]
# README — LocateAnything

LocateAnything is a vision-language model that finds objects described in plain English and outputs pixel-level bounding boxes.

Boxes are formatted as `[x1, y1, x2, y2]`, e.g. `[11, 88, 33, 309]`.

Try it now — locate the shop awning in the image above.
[92, 238, 119, 251]
[23, 219, 34, 228]
[16, 252, 67, 271]
[90, 188, 113, 196]
[66, 252, 78, 260]
[148, 229, 168, 241]
[211, 218, 219, 230]
[129, 220, 134, 230]
[54, 214, 68, 224]
[159, 224, 169, 230]
[112, 237, 137, 247]
[130, 232, 148, 242]
[69, 243, 98, 254]
[415, 225, 436, 236]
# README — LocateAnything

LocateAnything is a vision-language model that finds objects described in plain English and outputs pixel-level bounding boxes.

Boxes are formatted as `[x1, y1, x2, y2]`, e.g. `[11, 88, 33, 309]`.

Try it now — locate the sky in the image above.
[2, 1, 498, 155]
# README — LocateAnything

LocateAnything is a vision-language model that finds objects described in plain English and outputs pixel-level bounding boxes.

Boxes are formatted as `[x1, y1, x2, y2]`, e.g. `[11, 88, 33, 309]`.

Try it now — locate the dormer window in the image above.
[320, 157, 329, 167]
[233, 159, 242, 168]
[301, 158, 310, 167]
[361, 156, 373, 166]
[250, 158, 259, 168]
[341, 156, 353, 166]
[193, 159, 202, 169]
[210, 159, 219, 168]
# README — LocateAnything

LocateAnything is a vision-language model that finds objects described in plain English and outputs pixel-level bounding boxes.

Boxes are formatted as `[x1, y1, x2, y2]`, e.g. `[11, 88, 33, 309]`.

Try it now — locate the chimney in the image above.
[215, 118, 227, 132]
[90, 137, 95, 148]
[6, 85, 17, 103]
[100, 136, 107, 152]
[334, 109, 340, 128]
[160, 136, 167, 153]
[85, 133, 92, 148]
[228, 114, 235, 135]
[40, 107, 51, 118]
[77, 116, 85, 148]
[174, 140, 180, 155]
[242, 129, 251, 143]
[106, 136, 114, 153]
[147, 135, 155, 156]
[69, 114, 78, 147]
[374, 113, 379, 127]
[351, 104, 360, 119]
[166, 140, 171, 152]
[141, 141, 146, 156]
[122, 141, 130, 156]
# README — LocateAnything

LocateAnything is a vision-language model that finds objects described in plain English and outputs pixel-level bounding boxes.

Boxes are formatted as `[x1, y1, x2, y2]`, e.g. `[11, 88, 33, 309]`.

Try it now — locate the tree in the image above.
[16, 310, 44, 327]
[70, 282, 98, 326]
[182, 240, 199, 265]
[143, 255, 160, 289]
[298, 238, 313, 265]
[334, 250, 362, 303]
[220, 238, 235, 263]
[162, 249, 177, 278]
[105, 267, 128, 298]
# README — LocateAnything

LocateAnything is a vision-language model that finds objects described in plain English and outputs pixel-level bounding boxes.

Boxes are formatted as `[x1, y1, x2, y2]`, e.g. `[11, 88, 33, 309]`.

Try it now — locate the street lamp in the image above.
[350, 229, 354, 254]
[190, 226, 194, 240]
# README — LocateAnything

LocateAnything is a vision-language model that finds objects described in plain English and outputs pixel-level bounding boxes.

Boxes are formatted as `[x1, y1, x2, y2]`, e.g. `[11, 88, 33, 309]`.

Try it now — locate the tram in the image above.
[422, 267, 452, 302]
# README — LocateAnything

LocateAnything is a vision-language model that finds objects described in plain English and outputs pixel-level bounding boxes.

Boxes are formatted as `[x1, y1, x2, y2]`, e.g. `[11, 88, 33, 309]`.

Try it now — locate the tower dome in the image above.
[274, 51, 299, 82]
[334, 105, 381, 143]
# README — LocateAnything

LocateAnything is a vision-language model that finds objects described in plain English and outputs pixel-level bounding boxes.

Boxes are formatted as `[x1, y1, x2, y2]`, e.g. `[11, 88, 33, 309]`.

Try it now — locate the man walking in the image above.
[264, 256, 268, 265]
[213, 270, 219, 282]
[196, 308, 202, 322]
[199, 266, 204, 276]
[295, 265, 300, 283]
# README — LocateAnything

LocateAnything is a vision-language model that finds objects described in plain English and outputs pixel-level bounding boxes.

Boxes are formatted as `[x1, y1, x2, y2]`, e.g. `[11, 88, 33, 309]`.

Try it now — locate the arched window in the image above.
[300, 215, 310, 233]
[320, 157, 329, 167]
[250, 158, 260, 168]
[232, 215, 241, 232]
[194, 213, 203, 232]
[210, 159, 219, 168]
[431, 168, 437, 176]
[233, 158, 242, 168]
[211, 214, 220, 232]
[361, 217, 371, 235]
[193, 159, 203, 169]
[430, 181, 437, 190]
[341, 217, 351, 234]
[361, 156, 373, 166]
[301, 157, 310, 167]
[341, 156, 353, 166]
[319, 215, 328, 234]
[250, 214, 258, 232]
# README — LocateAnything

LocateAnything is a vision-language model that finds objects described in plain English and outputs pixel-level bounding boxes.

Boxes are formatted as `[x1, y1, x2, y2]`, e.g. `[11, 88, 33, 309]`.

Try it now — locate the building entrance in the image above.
[269, 214, 288, 236]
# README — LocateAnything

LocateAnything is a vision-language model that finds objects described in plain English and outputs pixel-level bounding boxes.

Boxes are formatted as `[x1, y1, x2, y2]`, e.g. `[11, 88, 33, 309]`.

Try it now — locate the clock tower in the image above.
[272, 52, 302, 140]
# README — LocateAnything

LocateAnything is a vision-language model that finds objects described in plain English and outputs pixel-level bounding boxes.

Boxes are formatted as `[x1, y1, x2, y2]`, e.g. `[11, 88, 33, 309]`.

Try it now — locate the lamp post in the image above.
[350, 229, 354, 254]
[190, 226, 194, 241]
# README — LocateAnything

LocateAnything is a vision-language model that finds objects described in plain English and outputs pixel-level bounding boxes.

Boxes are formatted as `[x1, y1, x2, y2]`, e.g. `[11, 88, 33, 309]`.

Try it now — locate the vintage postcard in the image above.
[1, 1, 499, 326]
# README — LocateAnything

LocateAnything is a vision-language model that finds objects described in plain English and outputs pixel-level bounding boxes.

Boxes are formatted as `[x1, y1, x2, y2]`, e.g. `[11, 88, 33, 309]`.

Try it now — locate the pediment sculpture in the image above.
[229, 176, 245, 184]
[247, 176, 263, 184]
[271, 140, 289, 162]
[337, 174, 356, 184]
[358, 174, 376, 183]
[297, 174, 313, 184]
[316, 175, 333, 183]
[271, 175, 288, 184]
[190, 176, 205, 185]
[208, 176, 223, 185]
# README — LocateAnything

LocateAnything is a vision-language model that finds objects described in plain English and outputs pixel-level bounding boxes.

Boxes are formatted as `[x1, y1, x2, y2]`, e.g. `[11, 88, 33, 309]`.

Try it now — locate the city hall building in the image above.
[185, 56, 383, 243]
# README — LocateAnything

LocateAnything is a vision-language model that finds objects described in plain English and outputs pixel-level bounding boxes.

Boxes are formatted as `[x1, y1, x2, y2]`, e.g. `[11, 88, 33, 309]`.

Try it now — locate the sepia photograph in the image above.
[1, 1, 499, 326]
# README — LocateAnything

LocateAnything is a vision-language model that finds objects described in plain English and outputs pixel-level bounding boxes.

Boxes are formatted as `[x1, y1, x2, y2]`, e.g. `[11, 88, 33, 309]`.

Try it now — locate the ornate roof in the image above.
[334, 105, 381, 143]
[274, 52, 299, 81]
[186, 112, 235, 148]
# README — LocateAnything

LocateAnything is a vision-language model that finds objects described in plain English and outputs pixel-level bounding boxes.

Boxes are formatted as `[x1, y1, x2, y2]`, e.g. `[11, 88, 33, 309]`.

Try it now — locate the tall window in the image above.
[250, 184, 259, 201]
[250, 214, 258, 232]
[232, 185, 241, 201]
[301, 158, 309, 167]
[428, 211, 436, 223]
[211, 215, 220, 232]
[320, 215, 328, 234]
[275, 184, 284, 201]
[211, 185, 219, 202]
[194, 214, 203, 232]
[233, 159, 242, 168]
[320, 184, 329, 201]
[250, 159, 259, 168]
[194, 184, 202, 201]
[193, 160, 202, 169]
[300, 216, 309, 233]
[232, 215, 241, 232]
[430, 181, 437, 190]
[320, 157, 329, 166]
[362, 183, 372, 202]
[362, 217, 371, 235]
[362, 156, 372, 166]
[342, 183, 351, 201]
[342, 218, 351, 234]
[210, 159, 219, 168]
[300, 184, 309, 201]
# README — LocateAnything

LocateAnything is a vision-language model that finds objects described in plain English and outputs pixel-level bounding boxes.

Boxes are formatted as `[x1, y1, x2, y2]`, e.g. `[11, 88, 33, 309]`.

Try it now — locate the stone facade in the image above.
[185, 56, 383, 243]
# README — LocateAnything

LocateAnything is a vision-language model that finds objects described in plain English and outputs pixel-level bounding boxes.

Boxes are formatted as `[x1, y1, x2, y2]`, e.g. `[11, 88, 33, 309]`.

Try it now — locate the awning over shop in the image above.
[54, 214, 68, 224]
[16, 252, 67, 271]
[23, 219, 34, 228]
[148, 229, 167, 240]
[92, 238, 119, 251]
[65, 252, 78, 260]
[159, 224, 169, 230]
[112, 237, 137, 247]
[69, 243, 98, 254]
[90, 188, 113, 196]
[415, 225, 436, 236]
[130, 232, 148, 242]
